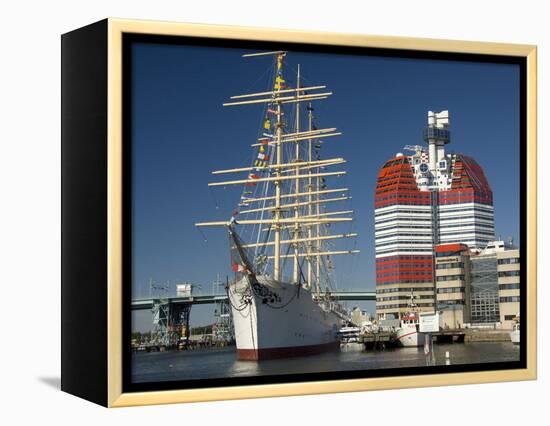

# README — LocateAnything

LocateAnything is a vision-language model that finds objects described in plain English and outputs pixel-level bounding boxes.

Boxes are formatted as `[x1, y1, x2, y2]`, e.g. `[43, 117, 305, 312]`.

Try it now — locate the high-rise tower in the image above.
[374, 111, 495, 319]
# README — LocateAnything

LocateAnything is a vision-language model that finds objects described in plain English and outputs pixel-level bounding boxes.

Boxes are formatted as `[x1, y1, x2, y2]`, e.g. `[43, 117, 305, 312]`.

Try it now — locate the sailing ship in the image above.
[196, 51, 359, 360]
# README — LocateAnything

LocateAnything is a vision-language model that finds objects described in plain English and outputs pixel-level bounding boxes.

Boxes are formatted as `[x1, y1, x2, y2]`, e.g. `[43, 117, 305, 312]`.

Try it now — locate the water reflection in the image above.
[132, 342, 520, 384]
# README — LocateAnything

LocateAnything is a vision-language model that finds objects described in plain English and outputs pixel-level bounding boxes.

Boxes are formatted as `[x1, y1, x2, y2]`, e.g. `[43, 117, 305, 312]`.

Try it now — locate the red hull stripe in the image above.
[237, 341, 340, 361]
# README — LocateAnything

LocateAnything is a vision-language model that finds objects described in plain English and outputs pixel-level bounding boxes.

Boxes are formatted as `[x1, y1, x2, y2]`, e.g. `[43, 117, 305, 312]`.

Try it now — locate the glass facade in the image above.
[423, 127, 451, 142]
[470, 255, 500, 323]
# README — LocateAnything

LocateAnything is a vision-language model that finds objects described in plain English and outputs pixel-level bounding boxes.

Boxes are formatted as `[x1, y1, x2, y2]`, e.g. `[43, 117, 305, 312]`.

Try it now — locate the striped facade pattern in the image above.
[374, 153, 495, 318]
[437, 155, 495, 248]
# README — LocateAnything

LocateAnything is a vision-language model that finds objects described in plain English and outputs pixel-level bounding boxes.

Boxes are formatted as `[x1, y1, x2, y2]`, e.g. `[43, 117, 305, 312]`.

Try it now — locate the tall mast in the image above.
[195, 51, 361, 286]
[292, 64, 301, 284]
[273, 52, 284, 282]
[307, 102, 314, 289]
[316, 148, 321, 297]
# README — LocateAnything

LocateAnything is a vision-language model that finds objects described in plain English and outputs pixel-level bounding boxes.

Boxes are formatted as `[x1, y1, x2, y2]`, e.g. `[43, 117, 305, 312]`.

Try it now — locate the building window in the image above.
[436, 274, 465, 282]
[377, 287, 434, 294]
[500, 296, 520, 303]
[436, 262, 464, 270]
[377, 295, 434, 302]
[437, 287, 465, 294]
[376, 279, 434, 285]
[498, 257, 520, 265]
[436, 250, 465, 258]
[498, 270, 520, 277]
[499, 283, 520, 290]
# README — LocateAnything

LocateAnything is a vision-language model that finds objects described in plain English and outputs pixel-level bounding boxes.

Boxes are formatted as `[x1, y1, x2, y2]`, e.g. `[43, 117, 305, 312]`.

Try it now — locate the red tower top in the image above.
[374, 155, 431, 209]
[439, 154, 493, 206]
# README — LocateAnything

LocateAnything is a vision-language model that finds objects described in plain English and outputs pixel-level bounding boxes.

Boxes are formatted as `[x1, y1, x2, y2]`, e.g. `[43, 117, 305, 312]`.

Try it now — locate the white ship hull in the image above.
[396, 325, 425, 347]
[229, 276, 342, 360]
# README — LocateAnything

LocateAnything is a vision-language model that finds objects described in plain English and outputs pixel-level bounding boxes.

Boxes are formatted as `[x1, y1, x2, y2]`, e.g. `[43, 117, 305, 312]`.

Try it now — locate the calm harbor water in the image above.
[132, 342, 520, 383]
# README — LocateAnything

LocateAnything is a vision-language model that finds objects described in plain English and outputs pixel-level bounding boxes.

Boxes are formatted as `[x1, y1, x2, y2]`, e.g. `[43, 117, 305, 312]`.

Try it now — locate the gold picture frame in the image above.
[61, 17, 537, 407]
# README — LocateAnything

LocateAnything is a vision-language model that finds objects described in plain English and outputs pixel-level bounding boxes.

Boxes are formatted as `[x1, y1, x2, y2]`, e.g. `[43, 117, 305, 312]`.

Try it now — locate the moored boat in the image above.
[395, 312, 426, 347]
[337, 326, 362, 344]
[395, 292, 430, 347]
[510, 317, 520, 345]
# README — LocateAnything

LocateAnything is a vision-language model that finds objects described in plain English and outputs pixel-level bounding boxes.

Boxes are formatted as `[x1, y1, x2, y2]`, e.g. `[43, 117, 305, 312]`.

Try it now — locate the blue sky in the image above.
[130, 42, 520, 330]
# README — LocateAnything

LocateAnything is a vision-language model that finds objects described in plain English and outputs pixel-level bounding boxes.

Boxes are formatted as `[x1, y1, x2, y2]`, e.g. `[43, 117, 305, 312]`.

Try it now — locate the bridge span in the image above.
[131, 290, 376, 310]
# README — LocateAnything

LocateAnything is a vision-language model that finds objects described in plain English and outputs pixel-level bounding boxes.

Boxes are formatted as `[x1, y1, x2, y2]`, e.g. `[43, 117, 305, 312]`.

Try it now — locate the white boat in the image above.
[196, 51, 359, 360]
[337, 326, 361, 344]
[395, 312, 425, 347]
[395, 293, 429, 347]
[510, 320, 520, 345]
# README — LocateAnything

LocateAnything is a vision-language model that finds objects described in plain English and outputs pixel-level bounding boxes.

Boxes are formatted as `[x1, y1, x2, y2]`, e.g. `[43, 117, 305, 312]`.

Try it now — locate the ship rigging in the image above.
[195, 51, 359, 359]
